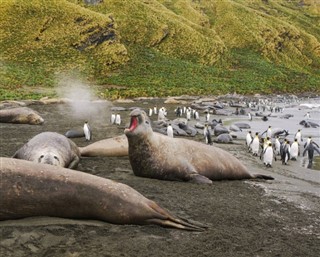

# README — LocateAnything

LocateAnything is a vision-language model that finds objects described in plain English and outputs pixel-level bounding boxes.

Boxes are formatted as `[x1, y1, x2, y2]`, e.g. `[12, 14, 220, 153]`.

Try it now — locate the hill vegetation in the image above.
[0, 0, 319, 100]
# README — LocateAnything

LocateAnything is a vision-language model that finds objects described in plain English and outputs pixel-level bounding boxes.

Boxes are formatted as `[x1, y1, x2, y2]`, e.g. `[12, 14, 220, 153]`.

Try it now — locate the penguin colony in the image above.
[104, 96, 319, 170]
[144, 97, 320, 170]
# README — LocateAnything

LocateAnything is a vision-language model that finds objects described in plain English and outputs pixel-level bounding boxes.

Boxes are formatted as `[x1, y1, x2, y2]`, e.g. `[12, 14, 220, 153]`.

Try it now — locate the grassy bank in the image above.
[0, 0, 319, 100]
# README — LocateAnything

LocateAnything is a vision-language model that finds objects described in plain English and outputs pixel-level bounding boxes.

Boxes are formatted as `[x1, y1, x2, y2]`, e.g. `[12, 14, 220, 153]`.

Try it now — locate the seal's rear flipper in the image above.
[147, 202, 208, 231]
[189, 174, 212, 184]
[253, 174, 274, 180]
[148, 218, 207, 231]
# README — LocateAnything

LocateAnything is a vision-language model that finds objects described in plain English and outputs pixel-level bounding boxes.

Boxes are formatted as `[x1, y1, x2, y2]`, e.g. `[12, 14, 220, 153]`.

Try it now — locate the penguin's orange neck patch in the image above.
[128, 116, 138, 131]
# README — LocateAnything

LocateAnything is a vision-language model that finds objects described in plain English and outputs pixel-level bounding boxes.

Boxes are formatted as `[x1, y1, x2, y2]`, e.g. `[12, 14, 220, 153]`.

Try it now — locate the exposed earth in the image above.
[0, 96, 319, 257]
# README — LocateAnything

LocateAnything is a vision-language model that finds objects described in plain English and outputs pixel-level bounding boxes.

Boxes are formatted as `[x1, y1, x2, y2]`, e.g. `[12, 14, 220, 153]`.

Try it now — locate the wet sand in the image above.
[0, 98, 319, 257]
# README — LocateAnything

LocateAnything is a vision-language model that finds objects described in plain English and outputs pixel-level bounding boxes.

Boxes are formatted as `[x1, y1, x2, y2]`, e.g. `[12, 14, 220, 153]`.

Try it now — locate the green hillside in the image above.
[0, 0, 319, 100]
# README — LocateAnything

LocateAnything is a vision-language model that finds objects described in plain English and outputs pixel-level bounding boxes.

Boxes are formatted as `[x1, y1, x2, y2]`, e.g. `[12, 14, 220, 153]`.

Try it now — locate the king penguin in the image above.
[110, 113, 116, 124]
[274, 136, 281, 155]
[262, 126, 272, 138]
[280, 139, 290, 165]
[83, 121, 92, 141]
[294, 129, 303, 145]
[250, 132, 260, 156]
[167, 123, 174, 138]
[203, 123, 212, 145]
[262, 142, 276, 168]
[115, 113, 121, 125]
[186, 108, 191, 121]
[263, 137, 271, 151]
[290, 138, 299, 160]
[246, 131, 252, 151]
[303, 139, 320, 168]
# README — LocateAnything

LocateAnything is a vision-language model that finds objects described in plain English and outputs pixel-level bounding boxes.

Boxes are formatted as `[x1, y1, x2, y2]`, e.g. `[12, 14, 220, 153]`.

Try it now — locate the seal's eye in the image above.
[38, 155, 45, 163]
[54, 156, 59, 160]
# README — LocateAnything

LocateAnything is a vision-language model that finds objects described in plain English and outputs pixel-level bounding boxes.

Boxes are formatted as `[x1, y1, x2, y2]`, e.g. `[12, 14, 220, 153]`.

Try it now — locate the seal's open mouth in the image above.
[128, 116, 138, 131]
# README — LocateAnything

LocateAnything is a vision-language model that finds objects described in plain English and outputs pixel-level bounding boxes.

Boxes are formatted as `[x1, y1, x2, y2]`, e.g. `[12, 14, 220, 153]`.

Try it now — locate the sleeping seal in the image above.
[124, 109, 273, 184]
[13, 132, 81, 169]
[0, 157, 204, 231]
[79, 135, 128, 157]
[0, 107, 44, 125]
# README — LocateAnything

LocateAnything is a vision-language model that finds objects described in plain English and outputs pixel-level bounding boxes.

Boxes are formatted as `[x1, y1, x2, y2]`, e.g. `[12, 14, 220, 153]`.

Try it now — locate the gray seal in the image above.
[0, 157, 204, 231]
[0, 107, 44, 125]
[13, 132, 81, 169]
[124, 109, 273, 184]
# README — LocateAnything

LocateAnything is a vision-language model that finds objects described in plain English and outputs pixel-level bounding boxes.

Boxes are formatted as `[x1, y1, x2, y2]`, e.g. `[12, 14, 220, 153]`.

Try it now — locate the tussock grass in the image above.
[99, 45, 319, 99]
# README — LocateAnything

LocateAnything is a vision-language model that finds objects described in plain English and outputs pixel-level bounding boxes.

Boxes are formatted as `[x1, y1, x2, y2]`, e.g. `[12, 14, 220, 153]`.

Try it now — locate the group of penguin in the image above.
[83, 103, 319, 169]
[82, 113, 122, 142]
[246, 126, 320, 168]
[149, 104, 320, 169]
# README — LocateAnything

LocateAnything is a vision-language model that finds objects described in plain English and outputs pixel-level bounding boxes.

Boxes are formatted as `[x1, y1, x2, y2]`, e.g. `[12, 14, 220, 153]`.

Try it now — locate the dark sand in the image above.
[0, 99, 319, 257]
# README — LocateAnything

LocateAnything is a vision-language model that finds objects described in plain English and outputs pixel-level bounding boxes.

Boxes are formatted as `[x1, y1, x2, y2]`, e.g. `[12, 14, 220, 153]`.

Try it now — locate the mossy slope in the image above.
[0, 0, 319, 99]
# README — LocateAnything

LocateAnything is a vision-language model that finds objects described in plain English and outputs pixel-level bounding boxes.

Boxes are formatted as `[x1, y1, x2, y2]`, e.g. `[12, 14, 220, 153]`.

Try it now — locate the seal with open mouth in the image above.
[125, 109, 273, 184]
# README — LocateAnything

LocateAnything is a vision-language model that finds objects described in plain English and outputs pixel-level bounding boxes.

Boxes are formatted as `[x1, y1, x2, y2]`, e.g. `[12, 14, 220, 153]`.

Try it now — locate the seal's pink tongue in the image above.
[129, 116, 138, 131]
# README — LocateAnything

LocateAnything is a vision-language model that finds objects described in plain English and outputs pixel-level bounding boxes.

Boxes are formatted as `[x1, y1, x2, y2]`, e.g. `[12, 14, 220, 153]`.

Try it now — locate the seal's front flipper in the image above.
[252, 174, 274, 180]
[68, 155, 80, 169]
[189, 174, 212, 184]
[181, 160, 212, 184]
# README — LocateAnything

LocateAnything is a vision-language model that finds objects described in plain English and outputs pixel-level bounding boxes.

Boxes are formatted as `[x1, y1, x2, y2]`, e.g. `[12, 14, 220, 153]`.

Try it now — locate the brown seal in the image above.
[0, 107, 44, 125]
[124, 109, 274, 184]
[0, 157, 204, 231]
[13, 132, 81, 169]
[79, 135, 128, 157]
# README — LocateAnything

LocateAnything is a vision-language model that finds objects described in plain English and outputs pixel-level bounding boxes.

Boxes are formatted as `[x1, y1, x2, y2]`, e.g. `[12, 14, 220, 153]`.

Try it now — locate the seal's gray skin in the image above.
[65, 129, 85, 138]
[79, 135, 128, 157]
[0, 157, 204, 231]
[13, 132, 80, 169]
[271, 128, 289, 138]
[214, 133, 233, 144]
[213, 124, 229, 136]
[125, 109, 273, 184]
[233, 122, 251, 129]
[0, 107, 44, 125]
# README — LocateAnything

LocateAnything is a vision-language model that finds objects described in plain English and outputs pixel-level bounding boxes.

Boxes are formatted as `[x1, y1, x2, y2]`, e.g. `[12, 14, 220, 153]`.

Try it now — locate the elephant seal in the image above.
[0, 107, 44, 125]
[0, 157, 204, 231]
[65, 129, 85, 138]
[124, 109, 273, 184]
[233, 122, 251, 129]
[13, 132, 81, 169]
[214, 133, 233, 144]
[79, 135, 128, 157]
[213, 124, 229, 136]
